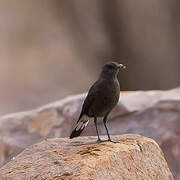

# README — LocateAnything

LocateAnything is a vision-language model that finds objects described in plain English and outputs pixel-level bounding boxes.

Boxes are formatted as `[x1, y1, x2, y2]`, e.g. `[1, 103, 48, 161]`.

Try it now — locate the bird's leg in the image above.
[94, 117, 102, 143]
[103, 115, 117, 143]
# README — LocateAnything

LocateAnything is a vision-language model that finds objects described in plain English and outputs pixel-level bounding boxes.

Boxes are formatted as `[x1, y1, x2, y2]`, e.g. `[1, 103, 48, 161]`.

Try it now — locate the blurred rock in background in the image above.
[0, 1, 180, 116]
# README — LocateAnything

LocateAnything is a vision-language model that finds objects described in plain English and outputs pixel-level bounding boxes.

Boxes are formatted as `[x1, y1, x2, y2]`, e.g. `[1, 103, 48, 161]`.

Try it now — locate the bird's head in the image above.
[101, 62, 126, 78]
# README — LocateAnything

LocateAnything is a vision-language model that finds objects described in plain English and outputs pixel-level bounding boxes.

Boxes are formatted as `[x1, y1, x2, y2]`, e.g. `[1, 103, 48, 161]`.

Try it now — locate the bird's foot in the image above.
[107, 139, 118, 143]
[97, 139, 118, 143]
[97, 138, 103, 143]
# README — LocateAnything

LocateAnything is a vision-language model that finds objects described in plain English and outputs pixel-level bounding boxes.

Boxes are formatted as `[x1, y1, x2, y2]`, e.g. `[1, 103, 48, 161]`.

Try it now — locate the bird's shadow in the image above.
[71, 140, 98, 146]
[70, 138, 120, 146]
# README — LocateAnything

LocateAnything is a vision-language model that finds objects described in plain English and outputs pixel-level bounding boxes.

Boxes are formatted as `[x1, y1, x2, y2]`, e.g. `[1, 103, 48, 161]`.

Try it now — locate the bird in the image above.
[70, 61, 126, 143]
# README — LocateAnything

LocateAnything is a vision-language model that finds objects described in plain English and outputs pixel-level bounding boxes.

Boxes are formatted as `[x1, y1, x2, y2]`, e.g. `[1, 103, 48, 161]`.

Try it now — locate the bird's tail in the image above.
[70, 115, 89, 139]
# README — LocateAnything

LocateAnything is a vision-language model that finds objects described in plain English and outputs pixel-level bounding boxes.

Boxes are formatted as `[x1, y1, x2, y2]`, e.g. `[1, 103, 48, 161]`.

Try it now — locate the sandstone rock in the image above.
[0, 137, 5, 165]
[0, 135, 173, 180]
[0, 88, 180, 178]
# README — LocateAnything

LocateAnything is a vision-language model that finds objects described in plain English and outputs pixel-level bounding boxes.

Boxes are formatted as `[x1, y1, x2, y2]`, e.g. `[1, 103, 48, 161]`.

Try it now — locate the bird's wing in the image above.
[77, 80, 100, 123]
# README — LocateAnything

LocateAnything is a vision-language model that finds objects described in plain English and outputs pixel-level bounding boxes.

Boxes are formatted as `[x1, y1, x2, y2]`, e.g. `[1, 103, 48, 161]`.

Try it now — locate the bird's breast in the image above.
[88, 78, 120, 117]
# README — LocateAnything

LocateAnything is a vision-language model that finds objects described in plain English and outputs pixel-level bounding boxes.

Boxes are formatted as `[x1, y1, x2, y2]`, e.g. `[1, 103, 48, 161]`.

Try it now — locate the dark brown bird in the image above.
[70, 62, 126, 143]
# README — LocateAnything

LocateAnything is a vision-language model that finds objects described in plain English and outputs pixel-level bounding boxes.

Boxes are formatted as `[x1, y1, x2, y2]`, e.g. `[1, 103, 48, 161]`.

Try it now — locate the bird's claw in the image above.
[97, 139, 118, 143]
[97, 139, 103, 143]
[108, 139, 118, 143]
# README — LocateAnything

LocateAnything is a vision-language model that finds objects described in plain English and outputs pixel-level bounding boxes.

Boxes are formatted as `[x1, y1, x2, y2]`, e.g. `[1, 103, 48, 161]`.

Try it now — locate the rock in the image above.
[0, 137, 5, 165]
[0, 88, 180, 178]
[0, 135, 173, 180]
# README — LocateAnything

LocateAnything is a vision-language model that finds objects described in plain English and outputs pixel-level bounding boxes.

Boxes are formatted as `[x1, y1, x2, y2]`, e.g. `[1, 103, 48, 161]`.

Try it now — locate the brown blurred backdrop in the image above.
[0, 0, 180, 115]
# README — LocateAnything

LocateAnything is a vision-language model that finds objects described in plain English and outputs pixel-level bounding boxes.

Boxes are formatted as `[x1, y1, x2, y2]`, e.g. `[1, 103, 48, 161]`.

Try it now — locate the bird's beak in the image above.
[119, 64, 126, 69]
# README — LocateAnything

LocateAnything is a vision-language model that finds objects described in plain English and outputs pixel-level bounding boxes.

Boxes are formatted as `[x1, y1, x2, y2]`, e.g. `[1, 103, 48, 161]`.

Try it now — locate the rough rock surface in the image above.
[0, 135, 173, 180]
[0, 88, 180, 178]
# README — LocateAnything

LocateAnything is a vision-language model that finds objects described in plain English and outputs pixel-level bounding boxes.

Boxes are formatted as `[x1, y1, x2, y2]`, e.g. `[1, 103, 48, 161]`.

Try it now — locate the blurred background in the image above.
[0, 0, 180, 116]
